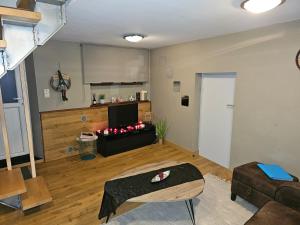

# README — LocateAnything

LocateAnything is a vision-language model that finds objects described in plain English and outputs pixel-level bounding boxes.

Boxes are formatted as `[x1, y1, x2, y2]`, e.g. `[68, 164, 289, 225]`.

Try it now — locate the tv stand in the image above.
[96, 123, 156, 157]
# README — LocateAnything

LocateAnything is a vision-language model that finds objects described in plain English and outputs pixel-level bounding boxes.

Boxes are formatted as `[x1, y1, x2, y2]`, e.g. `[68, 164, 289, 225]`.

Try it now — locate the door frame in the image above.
[196, 72, 237, 168]
[0, 65, 30, 159]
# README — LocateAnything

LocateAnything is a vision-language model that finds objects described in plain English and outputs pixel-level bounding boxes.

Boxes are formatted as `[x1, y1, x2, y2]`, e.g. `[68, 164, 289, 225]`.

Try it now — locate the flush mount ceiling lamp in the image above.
[241, 0, 286, 14]
[123, 34, 144, 43]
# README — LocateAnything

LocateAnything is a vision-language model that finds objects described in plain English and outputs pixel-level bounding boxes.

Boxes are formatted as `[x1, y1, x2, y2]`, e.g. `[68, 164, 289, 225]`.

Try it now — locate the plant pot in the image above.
[100, 99, 105, 104]
[158, 138, 164, 145]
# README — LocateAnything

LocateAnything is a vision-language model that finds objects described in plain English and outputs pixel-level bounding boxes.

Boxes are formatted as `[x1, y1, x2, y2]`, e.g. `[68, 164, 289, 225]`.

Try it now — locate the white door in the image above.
[0, 67, 29, 160]
[198, 73, 236, 168]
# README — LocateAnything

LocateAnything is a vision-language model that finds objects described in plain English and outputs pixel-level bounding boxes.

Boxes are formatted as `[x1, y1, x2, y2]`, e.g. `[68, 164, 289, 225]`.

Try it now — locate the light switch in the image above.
[44, 89, 50, 98]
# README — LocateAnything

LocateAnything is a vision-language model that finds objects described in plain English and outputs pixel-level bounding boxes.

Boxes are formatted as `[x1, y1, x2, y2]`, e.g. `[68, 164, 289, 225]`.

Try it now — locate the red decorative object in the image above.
[98, 122, 147, 136]
[127, 125, 134, 131]
[151, 170, 171, 183]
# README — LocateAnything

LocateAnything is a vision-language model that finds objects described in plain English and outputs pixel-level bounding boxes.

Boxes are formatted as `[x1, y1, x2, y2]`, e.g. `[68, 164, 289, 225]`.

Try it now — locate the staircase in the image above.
[0, 0, 71, 211]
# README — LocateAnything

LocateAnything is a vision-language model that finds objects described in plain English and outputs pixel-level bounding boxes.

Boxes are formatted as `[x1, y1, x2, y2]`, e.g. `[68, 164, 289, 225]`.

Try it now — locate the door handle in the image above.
[226, 104, 235, 107]
[13, 98, 24, 104]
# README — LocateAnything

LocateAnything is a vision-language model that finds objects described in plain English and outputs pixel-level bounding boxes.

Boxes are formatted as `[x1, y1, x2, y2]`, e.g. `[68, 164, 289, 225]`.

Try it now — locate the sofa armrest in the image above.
[290, 174, 299, 182]
[275, 182, 300, 212]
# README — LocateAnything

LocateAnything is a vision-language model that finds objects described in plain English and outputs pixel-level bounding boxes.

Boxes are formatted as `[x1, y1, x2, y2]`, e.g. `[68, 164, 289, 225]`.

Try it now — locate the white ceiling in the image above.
[2, 0, 300, 49]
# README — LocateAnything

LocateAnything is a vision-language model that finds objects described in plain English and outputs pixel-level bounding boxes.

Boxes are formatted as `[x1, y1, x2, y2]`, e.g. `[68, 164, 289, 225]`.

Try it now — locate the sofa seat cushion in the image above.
[245, 201, 300, 225]
[276, 182, 300, 211]
[233, 162, 285, 197]
[232, 179, 274, 208]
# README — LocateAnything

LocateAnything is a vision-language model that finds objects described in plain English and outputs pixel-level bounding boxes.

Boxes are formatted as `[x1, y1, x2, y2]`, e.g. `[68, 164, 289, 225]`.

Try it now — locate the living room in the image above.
[0, 0, 299, 225]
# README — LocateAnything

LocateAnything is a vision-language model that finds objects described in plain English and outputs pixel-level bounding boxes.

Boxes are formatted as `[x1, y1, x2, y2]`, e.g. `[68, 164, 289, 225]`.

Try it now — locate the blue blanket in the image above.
[257, 163, 293, 181]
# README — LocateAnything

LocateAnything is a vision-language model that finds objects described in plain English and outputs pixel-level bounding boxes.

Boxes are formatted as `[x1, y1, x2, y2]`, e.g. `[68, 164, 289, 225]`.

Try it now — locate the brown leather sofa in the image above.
[245, 201, 300, 225]
[231, 162, 300, 225]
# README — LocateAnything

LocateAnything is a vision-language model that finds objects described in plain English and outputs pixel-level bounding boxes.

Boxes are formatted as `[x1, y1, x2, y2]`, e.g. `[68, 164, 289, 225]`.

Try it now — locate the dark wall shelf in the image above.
[90, 82, 145, 86]
[90, 100, 150, 108]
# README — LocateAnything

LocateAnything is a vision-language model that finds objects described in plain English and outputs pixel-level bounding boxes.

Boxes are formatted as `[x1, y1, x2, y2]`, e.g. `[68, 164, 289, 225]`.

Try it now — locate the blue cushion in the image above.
[257, 163, 293, 181]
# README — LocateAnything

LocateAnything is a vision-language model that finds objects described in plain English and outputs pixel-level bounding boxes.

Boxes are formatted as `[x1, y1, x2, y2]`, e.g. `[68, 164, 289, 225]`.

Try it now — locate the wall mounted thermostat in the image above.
[181, 95, 189, 107]
[173, 81, 181, 92]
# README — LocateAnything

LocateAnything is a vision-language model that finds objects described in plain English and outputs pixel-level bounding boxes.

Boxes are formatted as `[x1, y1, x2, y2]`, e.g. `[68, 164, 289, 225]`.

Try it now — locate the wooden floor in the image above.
[0, 143, 232, 225]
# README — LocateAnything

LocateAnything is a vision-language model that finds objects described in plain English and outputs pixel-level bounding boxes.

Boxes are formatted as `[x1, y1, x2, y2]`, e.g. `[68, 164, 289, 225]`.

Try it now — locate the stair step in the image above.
[0, 168, 26, 200]
[0, 40, 6, 50]
[21, 176, 52, 210]
[0, 6, 41, 24]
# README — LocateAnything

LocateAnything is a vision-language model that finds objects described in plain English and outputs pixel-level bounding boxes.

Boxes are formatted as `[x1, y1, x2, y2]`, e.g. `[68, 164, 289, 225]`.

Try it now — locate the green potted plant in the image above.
[156, 119, 167, 144]
[99, 94, 105, 104]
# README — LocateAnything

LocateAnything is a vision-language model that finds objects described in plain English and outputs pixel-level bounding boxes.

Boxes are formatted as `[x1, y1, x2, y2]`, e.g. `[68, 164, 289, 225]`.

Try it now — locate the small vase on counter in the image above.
[99, 94, 105, 104]
[129, 95, 135, 102]
[92, 94, 97, 105]
[156, 119, 167, 145]
[158, 138, 164, 145]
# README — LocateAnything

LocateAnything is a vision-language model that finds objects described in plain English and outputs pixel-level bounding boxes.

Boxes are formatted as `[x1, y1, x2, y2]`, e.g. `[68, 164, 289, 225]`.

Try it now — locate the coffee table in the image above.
[110, 161, 205, 225]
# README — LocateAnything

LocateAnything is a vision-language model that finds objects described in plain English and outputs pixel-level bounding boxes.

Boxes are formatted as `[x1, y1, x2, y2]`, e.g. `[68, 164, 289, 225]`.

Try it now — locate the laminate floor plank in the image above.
[0, 143, 231, 225]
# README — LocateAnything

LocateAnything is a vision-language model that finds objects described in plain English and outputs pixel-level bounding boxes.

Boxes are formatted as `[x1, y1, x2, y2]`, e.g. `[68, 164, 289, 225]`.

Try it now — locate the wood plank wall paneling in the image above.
[40, 102, 151, 162]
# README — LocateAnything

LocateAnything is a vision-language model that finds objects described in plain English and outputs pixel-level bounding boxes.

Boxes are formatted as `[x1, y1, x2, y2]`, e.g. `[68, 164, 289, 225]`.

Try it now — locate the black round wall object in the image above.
[296, 49, 300, 70]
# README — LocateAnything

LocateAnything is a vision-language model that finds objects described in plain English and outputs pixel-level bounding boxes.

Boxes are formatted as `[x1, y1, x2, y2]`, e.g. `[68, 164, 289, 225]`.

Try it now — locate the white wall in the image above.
[151, 20, 300, 176]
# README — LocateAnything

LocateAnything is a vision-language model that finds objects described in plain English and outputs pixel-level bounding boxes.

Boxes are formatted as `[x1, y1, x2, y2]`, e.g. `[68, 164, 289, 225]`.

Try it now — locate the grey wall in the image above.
[150, 20, 300, 176]
[33, 41, 90, 112]
[25, 54, 44, 158]
[82, 44, 150, 83]
[33, 40, 150, 112]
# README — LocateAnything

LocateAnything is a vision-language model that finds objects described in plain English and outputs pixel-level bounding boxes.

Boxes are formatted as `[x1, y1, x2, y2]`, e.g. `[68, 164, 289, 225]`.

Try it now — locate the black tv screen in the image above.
[108, 103, 138, 128]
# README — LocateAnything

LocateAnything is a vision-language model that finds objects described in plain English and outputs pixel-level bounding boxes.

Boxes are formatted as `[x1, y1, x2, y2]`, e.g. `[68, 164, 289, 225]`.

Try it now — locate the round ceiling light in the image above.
[241, 0, 285, 14]
[123, 34, 144, 43]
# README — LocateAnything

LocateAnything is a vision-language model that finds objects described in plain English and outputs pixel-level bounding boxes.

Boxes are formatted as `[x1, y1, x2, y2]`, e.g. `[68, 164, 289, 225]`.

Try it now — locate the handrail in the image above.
[0, 40, 6, 50]
[0, 6, 41, 24]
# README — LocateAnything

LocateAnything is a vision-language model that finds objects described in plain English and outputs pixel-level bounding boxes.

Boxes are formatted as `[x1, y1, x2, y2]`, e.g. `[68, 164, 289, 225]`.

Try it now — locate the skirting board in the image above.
[164, 140, 198, 155]
[165, 140, 233, 172]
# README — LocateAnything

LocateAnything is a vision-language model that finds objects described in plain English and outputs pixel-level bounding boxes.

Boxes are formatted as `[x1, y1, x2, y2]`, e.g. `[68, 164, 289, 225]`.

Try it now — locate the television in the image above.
[108, 103, 138, 128]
